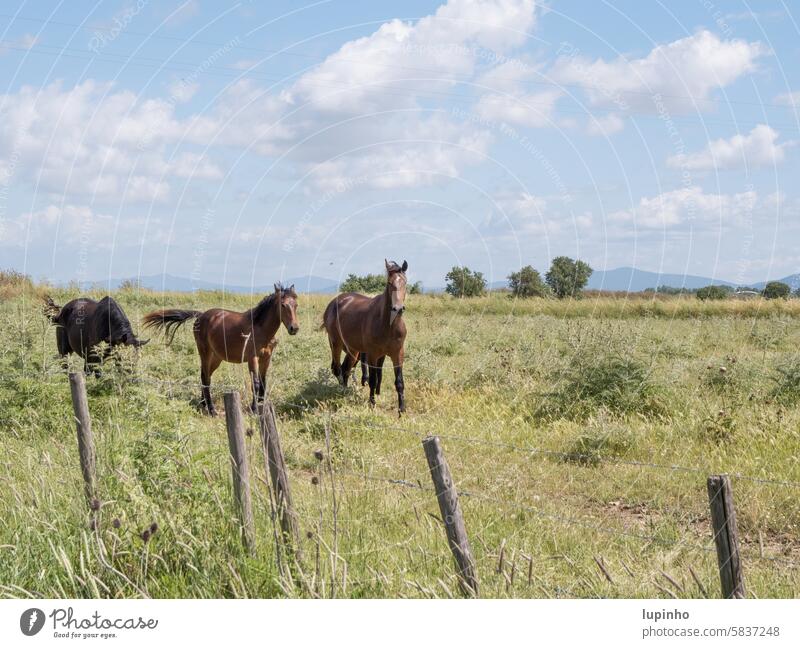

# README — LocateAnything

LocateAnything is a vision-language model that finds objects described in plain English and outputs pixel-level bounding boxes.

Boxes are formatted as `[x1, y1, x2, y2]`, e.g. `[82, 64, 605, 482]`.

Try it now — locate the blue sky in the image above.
[1, 0, 799, 289]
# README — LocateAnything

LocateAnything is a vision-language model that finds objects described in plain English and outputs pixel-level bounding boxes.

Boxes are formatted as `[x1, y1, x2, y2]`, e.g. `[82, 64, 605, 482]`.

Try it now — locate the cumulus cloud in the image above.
[667, 124, 789, 171]
[609, 187, 758, 229]
[552, 30, 765, 119]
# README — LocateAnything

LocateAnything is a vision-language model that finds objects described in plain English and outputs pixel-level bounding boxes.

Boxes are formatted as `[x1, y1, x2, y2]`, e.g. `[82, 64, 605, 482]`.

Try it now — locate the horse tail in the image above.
[42, 295, 62, 323]
[142, 309, 201, 345]
[320, 299, 338, 331]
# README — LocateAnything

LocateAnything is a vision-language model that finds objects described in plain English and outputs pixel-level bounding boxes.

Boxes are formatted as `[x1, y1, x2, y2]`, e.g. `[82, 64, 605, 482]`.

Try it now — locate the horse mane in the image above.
[251, 284, 296, 323]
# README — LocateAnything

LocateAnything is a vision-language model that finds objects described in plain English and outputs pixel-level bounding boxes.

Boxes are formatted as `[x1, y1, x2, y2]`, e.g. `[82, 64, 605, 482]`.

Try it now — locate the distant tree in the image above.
[545, 256, 593, 298]
[340, 273, 386, 293]
[696, 285, 730, 301]
[763, 281, 791, 300]
[794, 286, 800, 298]
[445, 266, 486, 298]
[508, 265, 549, 298]
[408, 281, 423, 294]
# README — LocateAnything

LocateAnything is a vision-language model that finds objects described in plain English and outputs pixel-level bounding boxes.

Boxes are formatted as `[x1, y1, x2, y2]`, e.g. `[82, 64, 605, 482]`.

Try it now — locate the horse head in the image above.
[385, 259, 408, 324]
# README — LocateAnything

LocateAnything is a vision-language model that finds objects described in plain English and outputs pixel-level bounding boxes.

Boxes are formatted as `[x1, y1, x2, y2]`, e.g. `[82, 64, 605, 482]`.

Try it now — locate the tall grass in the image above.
[1, 288, 799, 598]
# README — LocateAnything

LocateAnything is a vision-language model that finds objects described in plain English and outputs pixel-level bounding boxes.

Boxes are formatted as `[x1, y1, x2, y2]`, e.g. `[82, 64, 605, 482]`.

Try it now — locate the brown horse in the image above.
[142, 284, 299, 415]
[322, 260, 408, 413]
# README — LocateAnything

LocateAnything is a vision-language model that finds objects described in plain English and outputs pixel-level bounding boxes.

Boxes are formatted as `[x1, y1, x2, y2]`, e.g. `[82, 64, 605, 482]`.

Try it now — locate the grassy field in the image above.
[1, 281, 800, 598]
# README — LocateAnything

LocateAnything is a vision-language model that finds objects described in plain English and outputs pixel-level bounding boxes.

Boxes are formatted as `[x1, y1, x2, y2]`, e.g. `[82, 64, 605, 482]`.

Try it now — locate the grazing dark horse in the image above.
[322, 260, 408, 413]
[43, 295, 148, 372]
[142, 284, 299, 416]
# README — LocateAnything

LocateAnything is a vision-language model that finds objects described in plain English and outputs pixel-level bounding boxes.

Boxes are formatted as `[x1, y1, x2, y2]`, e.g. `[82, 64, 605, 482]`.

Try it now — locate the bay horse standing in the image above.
[142, 284, 299, 415]
[43, 295, 148, 372]
[322, 260, 408, 413]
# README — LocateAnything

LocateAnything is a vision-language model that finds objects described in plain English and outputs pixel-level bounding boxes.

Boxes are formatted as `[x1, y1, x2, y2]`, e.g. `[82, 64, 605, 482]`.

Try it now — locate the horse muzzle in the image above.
[390, 306, 405, 324]
[288, 325, 299, 335]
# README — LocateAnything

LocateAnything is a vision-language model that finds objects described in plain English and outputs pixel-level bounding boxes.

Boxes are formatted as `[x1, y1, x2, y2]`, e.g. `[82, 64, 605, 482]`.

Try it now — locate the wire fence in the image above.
[3, 365, 800, 598]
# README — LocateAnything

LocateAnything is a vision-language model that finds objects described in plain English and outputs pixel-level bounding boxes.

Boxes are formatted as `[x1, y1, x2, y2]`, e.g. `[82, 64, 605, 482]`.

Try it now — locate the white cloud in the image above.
[586, 113, 625, 136]
[610, 187, 758, 229]
[475, 88, 561, 127]
[775, 91, 800, 107]
[552, 30, 765, 114]
[667, 124, 788, 171]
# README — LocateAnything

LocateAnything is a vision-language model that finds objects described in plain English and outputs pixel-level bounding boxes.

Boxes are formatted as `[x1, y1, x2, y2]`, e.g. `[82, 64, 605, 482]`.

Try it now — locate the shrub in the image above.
[563, 427, 633, 466]
[762, 281, 791, 300]
[445, 266, 486, 297]
[540, 352, 663, 420]
[0, 269, 35, 301]
[696, 285, 730, 301]
[408, 281, 423, 294]
[771, 356, 800, 404]
[545, 256, 593, 299]
[340, 273, 386, 293]
[508, 265, 549, 298]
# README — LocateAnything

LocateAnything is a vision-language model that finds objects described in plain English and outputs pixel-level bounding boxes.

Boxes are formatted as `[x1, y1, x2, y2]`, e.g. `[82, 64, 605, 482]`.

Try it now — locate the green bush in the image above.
[762, 281, 791, 300]
[445, 266, 486, 297]
[771, 356, 800, 404]
[508, 265, 549, 298]
[340, 273, 386, 293]
[545, 256, 593, 299]
[696, 285, 730, 301]
[540, 352, 663, 420]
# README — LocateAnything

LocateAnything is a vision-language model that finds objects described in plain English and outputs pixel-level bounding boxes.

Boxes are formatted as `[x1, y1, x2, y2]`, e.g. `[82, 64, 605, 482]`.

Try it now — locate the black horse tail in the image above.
[142, 309, 201, 345]
[42, 295, 62, 323]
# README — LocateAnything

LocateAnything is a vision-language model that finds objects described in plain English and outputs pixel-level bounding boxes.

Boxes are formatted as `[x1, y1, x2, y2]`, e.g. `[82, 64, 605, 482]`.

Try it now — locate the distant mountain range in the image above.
[78, 268, 800, 294]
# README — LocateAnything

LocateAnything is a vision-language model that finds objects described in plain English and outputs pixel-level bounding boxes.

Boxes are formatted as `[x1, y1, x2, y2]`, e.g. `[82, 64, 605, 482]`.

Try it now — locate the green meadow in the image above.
[1, 281, 799, 598]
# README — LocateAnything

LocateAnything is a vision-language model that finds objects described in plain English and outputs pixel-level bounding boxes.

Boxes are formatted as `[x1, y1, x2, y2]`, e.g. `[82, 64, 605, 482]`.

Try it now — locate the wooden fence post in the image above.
[223, 392, 256, 555]
[422, 435, 479, 597]
[707, 474, 745, 599]
[259, 400, 303, 564]
[68, 372, 96, 502]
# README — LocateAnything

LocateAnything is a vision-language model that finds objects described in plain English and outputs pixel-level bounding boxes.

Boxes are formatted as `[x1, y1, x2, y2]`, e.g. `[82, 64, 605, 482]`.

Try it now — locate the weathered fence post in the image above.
[422, 435, 479, 597]
[223, 392, 256, 555]
[259, 400, 303, 564]
[707, 474, 745, 599]
[68, 372, 96, 502]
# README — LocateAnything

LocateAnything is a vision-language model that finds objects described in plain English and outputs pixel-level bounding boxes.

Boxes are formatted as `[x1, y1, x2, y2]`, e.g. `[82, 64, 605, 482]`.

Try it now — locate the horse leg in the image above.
[247, 355, 261, 414]
[360, 352, 368, 386]
[368, 359, 377, 406]
[375, 355, 386, 395]
[341, 352, 359, 387]
[255, 342, 275, 411]
[391, 350, 405, 415]
[329, 339, 343, 385]
[201, 355, 222, 416]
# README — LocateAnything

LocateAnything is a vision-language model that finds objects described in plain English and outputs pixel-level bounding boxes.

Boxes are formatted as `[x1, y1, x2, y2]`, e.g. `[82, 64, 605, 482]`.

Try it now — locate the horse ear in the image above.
[274, 283, 281, 293]
[401, 260, 408, 272]
[289, 284, 295, 293]
[385, 258, 390, 271]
